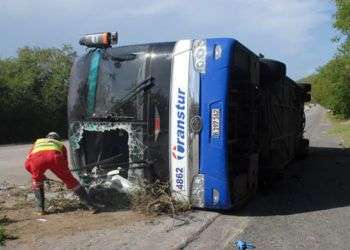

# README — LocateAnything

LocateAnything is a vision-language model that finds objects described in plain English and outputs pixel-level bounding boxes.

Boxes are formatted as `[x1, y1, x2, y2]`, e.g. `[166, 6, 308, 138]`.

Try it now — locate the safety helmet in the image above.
[46, 132, 61, 141]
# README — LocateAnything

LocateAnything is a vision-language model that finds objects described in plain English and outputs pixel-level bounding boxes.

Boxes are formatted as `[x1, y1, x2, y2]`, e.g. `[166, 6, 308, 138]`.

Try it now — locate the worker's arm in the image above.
[62, 145, 68, 159]
[26, 144, 34, 159]
[61, 145, 70, 168]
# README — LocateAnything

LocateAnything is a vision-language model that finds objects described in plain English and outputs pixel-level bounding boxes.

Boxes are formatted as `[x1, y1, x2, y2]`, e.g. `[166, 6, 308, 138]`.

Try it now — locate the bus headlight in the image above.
[214, 45, 222, 60]
[192, 40, 207, 73]
[213, 188, 220, 205]
[191, 174, 205, 208]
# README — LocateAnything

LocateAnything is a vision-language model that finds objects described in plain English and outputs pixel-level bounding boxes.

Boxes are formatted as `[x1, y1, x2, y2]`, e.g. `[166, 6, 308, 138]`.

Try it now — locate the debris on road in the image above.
[36, 218, 47, 222]
[0, 180, 14, 192]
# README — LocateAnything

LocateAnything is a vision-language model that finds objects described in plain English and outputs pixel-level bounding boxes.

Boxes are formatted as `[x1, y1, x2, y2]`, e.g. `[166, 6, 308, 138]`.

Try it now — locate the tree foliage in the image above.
[310, 1, 350, 118]
[334, 0, 350, 37]
[312, 50, 350, 117]
[0, 46, 75, 143]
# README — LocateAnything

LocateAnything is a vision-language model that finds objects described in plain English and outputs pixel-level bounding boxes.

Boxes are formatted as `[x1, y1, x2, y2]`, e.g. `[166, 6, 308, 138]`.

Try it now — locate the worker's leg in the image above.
[33, 184, 45, 215]
[25, 156, 46, 214]
[50, 155, 97, 211]
[49, 155, 80, 190]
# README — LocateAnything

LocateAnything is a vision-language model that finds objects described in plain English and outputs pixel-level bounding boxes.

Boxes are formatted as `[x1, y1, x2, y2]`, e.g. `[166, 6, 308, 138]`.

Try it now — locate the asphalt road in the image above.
[1, 105, 350, 250]
[0, 141, 69, 185]
[0, 143, 32, 185]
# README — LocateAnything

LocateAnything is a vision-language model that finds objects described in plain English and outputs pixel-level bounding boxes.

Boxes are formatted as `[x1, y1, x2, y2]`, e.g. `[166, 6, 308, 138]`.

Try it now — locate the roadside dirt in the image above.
[0, 181, 149, 248]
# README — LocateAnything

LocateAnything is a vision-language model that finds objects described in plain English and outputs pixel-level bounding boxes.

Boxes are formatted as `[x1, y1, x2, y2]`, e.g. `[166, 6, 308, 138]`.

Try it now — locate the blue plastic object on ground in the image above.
[234, 240, 256, 250]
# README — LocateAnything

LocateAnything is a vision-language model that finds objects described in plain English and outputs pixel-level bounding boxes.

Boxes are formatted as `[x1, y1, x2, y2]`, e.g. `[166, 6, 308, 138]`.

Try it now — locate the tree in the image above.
[309, 1, 350, 117]
[334, 0, 350, 38]
[0, 46, 75, 143]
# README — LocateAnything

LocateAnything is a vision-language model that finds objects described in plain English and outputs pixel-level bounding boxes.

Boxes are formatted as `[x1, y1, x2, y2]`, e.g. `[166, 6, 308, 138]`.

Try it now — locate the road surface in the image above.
[2, 104, 350, 249]
[0, 141, 70, 185]
[0, 143, 32, 185]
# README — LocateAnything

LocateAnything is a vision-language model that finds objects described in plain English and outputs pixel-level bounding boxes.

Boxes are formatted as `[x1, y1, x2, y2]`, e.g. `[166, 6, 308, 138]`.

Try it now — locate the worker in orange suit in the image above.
[25, 132, 95, 214]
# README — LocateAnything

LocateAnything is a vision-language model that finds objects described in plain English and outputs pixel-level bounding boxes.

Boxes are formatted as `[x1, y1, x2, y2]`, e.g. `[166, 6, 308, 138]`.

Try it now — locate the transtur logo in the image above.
[172, 87, 186, 160]
[172, 145, 184, 160]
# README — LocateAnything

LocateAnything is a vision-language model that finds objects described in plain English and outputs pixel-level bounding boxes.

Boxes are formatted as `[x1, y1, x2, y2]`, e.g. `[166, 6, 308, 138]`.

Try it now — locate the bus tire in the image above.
[298, 83, 311, 92]
[296, 138, 309, 158]
[304, 93, 311, 102]
[259, 59, 286, 83]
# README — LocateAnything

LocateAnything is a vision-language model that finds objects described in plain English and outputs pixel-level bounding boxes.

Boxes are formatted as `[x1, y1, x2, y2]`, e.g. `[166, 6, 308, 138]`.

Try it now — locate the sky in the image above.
[0, 0, 338, 79]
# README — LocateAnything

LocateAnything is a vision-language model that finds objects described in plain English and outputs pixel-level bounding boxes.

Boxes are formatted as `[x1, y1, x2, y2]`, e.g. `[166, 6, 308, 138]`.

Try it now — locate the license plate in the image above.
[211, 108, 220, 137]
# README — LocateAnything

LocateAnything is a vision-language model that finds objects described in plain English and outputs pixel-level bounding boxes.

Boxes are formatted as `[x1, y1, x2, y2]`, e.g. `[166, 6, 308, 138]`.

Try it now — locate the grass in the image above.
[328, 113, 350, 147]
[0, 225, 5, 246]
[0, 216, 17, 246]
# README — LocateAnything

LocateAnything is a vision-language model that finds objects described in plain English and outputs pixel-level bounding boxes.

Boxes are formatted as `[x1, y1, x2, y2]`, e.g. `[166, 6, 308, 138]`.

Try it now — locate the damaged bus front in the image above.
[68, 42, 175, 195]
[68, 39, 205, 207]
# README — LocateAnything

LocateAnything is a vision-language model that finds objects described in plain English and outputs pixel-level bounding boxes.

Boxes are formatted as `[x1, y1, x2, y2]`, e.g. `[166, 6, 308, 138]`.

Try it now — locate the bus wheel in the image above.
[298, 83, 311, 92]
[296, 138, 309, 158]
[259, 59, 286, 83]
[304, 93, 311, 102]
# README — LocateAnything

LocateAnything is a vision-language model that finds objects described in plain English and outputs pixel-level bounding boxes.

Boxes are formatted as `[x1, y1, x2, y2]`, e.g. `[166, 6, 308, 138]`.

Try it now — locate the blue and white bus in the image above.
[68, 34, 309, 210]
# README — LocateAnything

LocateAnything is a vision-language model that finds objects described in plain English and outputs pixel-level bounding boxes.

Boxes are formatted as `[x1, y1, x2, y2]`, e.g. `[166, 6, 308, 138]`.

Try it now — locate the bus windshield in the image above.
[68, 47, 149, 121]
[94, 51, 148, 118]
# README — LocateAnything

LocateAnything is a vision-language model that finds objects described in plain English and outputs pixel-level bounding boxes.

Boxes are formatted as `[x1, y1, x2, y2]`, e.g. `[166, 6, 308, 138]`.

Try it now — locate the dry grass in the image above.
[44, 180, 84, 213]
[0, 179, 82, 214]
[0, 181, 32, 212]
[46, 195, 83, 214]
[129, 180, 191, 216]
[1, 178, 191, 218]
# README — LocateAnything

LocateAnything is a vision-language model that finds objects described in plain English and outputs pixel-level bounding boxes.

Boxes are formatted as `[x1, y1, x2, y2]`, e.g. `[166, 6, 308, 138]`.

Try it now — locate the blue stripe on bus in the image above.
[200, 38, 236, 209]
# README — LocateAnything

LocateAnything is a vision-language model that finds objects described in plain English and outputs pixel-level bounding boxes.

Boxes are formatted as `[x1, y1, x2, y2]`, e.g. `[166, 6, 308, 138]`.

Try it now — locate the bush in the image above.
[0, 45, 75, 143]
[311, 42, 350, 118]
[307, 1, 350, 117]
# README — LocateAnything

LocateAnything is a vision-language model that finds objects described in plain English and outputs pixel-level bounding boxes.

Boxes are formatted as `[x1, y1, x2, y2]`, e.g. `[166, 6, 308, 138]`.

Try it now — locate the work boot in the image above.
[33, 186, 46, 215]
[74, 186, 99, 213]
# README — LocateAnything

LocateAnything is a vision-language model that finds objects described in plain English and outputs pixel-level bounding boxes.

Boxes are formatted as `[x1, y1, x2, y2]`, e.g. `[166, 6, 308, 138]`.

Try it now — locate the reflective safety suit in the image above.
[25, 138, 80, 190]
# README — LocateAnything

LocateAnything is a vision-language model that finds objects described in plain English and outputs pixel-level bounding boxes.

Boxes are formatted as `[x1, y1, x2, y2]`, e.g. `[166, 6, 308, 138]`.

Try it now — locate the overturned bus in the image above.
[68, 34, 310, 210]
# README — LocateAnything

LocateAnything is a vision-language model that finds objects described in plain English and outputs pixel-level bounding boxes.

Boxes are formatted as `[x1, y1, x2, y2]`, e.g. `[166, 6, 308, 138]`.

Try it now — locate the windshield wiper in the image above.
[111, 54, 136, 62]
[89, 115, 135, 121]
[102, 51, 137, 62]
[109, 76, 154, 114]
